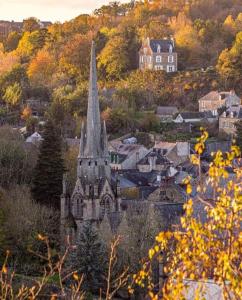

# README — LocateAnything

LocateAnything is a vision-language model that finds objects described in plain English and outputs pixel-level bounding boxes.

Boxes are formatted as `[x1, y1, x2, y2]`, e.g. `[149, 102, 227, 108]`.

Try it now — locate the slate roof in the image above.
[137, 150, 172, 165]
[156, 106, 178, 116]
[179, 111, 214, 120]
[149, 39, 175, 53]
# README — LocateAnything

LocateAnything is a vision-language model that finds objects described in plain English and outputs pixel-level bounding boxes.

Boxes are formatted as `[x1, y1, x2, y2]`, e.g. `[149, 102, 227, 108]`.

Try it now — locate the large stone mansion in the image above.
[139, 37, 178, 72]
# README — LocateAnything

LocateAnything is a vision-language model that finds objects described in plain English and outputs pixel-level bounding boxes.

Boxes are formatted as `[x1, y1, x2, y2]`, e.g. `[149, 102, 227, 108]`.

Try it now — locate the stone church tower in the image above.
[61, 42, 121, 238]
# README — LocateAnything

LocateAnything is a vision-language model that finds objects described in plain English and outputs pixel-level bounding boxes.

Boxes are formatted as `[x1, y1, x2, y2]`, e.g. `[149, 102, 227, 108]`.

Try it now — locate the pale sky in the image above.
[0, 0, 126, 22]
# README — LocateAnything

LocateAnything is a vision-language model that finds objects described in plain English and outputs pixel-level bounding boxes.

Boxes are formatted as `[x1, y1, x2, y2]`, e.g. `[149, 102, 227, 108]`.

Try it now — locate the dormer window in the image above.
[169, 44, 173, 53]
[157, 44, 161, 53]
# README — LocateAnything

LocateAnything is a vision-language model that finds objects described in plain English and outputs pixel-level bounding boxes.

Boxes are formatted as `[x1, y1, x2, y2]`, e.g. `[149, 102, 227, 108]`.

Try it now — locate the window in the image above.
[156, 55, 162, 63]
[167, 65, 174, 72]
[88, 161, 91, 166]
[169, 44, 173, 53]
[79, 160, 82, 165]
[140, 55, 144, 63]
[95, 161, 97, 166]
[168, 55, 174, 63]
[155, 65, 163, 70]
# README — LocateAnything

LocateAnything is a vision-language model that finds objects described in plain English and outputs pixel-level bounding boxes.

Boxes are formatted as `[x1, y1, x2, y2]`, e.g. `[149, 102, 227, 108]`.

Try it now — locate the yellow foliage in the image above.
[132, 129, 242, 299]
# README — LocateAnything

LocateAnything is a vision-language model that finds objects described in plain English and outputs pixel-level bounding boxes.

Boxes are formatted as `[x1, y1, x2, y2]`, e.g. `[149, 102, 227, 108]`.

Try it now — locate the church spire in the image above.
[85, 41, 101, 157]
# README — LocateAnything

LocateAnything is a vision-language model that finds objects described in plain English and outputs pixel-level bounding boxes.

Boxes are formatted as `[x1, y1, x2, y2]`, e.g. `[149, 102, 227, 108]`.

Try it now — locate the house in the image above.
[139, 37, 178, 72]
[156, 106, 178, 122]
[109, 143, 149, 170]
[173, 112, 216, 123]
[152, 141, 190, 167]
[137, 149, 172, 172]
[198, 90, 241, 115]
[219, 105, 242, 135]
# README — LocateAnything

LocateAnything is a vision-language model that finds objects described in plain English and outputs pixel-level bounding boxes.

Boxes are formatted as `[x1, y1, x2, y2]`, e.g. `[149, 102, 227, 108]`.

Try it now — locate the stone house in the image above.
[156, 106, 178, 122]
[139, 37, 178, 72]
[109, 143, 149, 170]
[219, 105, 242, 135]
[198, 90, 241, 115]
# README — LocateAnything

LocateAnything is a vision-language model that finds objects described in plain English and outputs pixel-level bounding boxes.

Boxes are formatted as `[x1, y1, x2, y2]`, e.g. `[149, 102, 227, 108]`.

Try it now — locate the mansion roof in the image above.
[149, 39, 175, 53]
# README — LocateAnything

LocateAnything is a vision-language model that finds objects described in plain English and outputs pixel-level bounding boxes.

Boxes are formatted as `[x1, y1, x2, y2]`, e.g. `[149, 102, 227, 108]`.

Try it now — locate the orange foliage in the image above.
[27, 49, 56, 86]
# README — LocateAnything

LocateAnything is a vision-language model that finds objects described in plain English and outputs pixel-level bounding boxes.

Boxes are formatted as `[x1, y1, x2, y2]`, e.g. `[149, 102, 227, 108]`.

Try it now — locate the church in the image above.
[61, 41, 122, 238]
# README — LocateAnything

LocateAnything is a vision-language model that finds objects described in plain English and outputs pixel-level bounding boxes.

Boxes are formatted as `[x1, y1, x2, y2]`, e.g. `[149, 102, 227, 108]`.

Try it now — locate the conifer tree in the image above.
[74, 222, 107, 294]
[31, 119, 65, 209]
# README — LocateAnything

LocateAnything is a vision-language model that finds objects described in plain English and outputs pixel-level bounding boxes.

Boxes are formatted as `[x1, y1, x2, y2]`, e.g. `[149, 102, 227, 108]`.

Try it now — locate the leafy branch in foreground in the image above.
[131, 129, 242, 300]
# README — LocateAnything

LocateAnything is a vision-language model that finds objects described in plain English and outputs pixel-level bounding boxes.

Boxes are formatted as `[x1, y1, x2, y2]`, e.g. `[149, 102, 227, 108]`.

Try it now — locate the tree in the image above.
[72, 222, 107, 293]
[21, 105, 32, 121]
[98, 35, 129, 80]
[0, 48, 20, 76]
[3, 82, 22, 108]
[217, 31, 242, 86]
[0, 126, 37, 188]
[23, 17, 40, 32]
[4, 31, 22, 52]
[235, 120, 242, 151]
[27, 49, 56, 87]
[132, 130, 242, 299]
[31, 119, 65, 209]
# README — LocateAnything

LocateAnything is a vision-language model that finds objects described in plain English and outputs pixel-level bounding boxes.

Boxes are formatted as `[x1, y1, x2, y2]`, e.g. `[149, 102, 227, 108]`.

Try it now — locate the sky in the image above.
[0, 0, 126, 22]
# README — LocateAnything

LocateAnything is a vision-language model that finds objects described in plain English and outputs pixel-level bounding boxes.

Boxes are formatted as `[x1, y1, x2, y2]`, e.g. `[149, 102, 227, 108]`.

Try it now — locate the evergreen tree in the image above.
[31, 119, 65, 209]
[235, 120, 242, 152]
[74, 222, 107, 294]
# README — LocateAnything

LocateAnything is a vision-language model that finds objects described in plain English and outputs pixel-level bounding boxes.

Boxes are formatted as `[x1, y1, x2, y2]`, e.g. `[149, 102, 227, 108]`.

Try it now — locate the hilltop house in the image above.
[139, 37, 177, 72]
[198, 90, 241, 116]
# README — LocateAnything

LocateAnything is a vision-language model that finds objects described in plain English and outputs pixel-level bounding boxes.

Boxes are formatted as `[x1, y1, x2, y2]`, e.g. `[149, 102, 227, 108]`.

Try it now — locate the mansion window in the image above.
[148, 56, 152, 63]
[156, 55, 162, 63]
[140, 55, 144, 63]
[168, 55, 174, 63]
[167, 65, 174, 72]
[155, 65, 163, 70]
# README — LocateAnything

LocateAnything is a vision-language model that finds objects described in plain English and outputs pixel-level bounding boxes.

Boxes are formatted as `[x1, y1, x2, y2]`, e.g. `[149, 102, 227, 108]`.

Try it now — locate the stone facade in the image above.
[219, 106, 242, 135]
[139, 38, 178, 72]
[198, 91, 241, 115]
[61, 42, 121, 241]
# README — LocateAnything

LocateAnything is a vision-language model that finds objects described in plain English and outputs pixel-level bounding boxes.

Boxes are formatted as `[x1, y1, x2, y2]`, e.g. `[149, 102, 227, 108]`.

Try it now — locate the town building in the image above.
[156, 106, 178, 122]
[139, 37, 178, 72]
[173, 111, 216, 123]
[0, 20, 51, 40]
[109, 141, 149, 170]
[198, 90, 241, 115]
[219, 105, 242, 135]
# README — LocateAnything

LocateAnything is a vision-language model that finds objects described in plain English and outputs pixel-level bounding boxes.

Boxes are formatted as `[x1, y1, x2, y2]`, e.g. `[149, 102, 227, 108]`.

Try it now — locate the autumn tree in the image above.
[21, 105, 32, 121]
[0, 48, 20, 76]
[3, 82, 22, 108]
[23, 17, 40, 32]
[217, 31, 242, 86]
[27, 49, 56, 87]
[98, 35, 130, 80]
[4, 31, 22, 52]
[132, 130, 242, 299]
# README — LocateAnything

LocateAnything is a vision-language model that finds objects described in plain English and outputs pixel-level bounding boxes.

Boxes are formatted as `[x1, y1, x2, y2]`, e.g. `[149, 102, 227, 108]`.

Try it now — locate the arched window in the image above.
[72, 193, 83, 219]
[99, 194, 112, 220]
